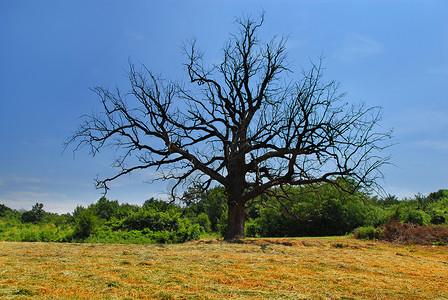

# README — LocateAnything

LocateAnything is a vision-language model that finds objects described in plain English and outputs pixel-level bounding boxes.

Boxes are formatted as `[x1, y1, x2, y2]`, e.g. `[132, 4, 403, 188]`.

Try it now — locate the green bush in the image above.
[429, 209, 446, 225]
[2, 187, 446, 244]
[120, 209, 180, 232]
[3, 223, 73, 242]
[110, 207, 202, 244]
[245, 218, 262, 238]
[353, 226, 384, 240]
[405, 210, 431, 226]
[249, 184, 377, 238]
[172, 218, 202, 243]
[147, 218, 202, 243]
[73, 209, 98, 239]
[195, 213, 211, 233]
[20, 229, 40, 242]
[181, 186, 228, 234]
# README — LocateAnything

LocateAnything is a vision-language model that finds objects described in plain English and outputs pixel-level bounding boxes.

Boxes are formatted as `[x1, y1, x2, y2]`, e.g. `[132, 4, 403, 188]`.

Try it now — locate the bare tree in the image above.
[67, 13, 392, 239]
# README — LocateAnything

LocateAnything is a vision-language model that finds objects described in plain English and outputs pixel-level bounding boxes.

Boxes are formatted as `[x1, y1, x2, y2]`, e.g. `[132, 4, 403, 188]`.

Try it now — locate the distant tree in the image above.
[415, 193, 428, 210]
[0, 204, 12, 217]
[182, 185, 206, 207]
[93, 196, 120, 220]
[73, 209, 97, 239]
[182, 186, 228, 233]
[427, 189, 448, 203]
[249, 182, 372, 237]
[116, 202, 140, 218]
[72, 205, 87, 219]
[21, 203, 45, 224]
[143, 197, 178, 212]
[382, 194, 400, 207]
[67, 13, 392, 239]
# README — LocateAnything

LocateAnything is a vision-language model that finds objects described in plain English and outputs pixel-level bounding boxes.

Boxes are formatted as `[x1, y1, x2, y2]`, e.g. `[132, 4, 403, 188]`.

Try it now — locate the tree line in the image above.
[1, 184, 447, 244]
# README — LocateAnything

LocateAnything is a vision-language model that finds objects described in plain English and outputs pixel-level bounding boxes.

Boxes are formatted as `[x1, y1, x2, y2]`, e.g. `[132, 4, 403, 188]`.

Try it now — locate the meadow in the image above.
[1, 237, 447, 299]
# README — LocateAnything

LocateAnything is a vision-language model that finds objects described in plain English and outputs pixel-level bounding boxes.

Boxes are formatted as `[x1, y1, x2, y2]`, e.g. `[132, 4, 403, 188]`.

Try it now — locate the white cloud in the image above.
[335, 33, 383, 62]
[0, 175, 45, 185]
[10, 176, 44, 184]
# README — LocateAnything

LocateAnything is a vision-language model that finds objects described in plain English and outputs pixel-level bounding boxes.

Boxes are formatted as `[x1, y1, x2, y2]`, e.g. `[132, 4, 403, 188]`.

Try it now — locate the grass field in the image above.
[0, 237, 447, 299]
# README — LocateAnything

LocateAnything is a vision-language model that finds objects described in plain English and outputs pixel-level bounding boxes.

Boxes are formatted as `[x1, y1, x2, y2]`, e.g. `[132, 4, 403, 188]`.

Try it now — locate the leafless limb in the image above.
[66, 12, 392, 239]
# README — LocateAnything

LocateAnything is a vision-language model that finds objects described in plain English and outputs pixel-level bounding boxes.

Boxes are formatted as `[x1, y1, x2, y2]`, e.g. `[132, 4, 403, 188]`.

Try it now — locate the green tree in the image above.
[73, 208, 97, 239]
[182, 186, 228, 234]
[93, 197, 120, 221]
[426, 195, 448, 225]
[21, 203, 45, 224]
[143, 197, 179, 212]
[237, 182, 372, 237]
[0, 204, 12, 217]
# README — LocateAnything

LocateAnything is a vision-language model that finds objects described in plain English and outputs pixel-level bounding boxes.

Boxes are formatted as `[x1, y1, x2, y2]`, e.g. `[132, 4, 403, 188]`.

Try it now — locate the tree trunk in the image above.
[224, 200, 247, 240]
[224, 155, 247, 240]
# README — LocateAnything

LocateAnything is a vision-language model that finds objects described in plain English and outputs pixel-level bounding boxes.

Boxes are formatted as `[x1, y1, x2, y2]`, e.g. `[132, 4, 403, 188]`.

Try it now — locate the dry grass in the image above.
[0, 237, 447, 299]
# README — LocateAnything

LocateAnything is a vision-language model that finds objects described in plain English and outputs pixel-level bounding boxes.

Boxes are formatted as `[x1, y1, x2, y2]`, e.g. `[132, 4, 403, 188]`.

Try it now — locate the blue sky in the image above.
[1, 0, 447, 213]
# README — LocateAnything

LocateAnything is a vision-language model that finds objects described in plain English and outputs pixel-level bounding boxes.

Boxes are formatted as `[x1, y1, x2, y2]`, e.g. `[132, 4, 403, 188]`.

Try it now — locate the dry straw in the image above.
[1, 237, 447, 299]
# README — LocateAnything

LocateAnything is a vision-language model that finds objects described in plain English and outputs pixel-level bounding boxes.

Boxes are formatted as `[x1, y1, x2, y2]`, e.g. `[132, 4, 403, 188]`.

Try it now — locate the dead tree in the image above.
[67, 13, 392, 239]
